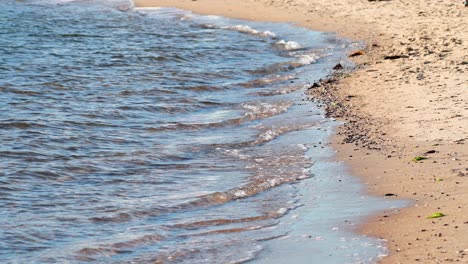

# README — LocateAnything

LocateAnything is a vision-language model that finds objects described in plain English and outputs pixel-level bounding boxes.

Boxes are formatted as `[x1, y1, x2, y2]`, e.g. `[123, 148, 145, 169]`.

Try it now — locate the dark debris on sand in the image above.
[307, 67, 398, 153]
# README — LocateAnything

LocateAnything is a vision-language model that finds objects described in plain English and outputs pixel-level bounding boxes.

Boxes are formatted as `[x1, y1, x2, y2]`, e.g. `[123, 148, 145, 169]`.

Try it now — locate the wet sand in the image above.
[135, 0, 468, 262]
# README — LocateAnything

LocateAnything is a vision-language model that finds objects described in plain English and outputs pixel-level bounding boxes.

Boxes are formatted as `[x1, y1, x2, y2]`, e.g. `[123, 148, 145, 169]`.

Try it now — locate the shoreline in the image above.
[135, 0, 468, 263]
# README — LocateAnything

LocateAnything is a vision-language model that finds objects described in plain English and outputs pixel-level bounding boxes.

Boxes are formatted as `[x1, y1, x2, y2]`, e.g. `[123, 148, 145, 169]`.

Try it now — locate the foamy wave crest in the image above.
[239, 74, 296, 88]
[274, 40, 302, 50]
[256, 129, 281, 144]
[297, 54, 319, 65]
[178, 14, 192, 21]
[242, 101, 292, 120]
[253, 123, 313, 145]
[197, 24, 217, 29]
[223, 25, 277, 38]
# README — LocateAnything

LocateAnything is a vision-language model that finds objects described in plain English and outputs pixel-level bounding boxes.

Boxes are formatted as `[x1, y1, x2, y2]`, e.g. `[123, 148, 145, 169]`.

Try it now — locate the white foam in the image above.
[234, 190, 247, 197]
[258, 130, 277, 142]
[224, 25, 277, 38]
[242, 101, 291, 120]
[296, 144, 308, 151]
[262, 30, 277, 38]
[277, 207, 287, 214]
[275, 40, 302, 50]
[178, 14, 193, 21]
[297, 54, 319, 65]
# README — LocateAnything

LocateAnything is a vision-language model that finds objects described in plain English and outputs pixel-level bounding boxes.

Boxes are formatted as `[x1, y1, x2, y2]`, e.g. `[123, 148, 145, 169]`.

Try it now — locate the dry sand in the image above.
[135, 0, 468, 262]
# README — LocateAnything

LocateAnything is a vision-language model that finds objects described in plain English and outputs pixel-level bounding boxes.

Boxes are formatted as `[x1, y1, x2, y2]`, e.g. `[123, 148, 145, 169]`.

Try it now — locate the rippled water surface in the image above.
[0, 0, 394, 263]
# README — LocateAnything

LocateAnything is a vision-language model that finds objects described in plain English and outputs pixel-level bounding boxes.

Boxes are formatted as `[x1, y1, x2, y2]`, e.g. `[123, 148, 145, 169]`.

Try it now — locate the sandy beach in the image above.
[135, 0, 468, 262]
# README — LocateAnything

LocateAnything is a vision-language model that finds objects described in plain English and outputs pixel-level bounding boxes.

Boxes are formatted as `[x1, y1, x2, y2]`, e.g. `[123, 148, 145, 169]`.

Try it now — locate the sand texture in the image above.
[136, 0, 468, 263]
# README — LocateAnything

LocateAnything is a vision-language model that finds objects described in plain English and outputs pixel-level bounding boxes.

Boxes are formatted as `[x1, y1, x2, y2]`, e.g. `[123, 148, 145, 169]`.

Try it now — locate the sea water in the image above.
[0, 0, 403, 263]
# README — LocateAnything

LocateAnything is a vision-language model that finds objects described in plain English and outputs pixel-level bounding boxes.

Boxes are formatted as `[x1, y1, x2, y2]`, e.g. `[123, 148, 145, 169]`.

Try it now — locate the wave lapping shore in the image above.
[1, 1, 402, 263]
[136, 0, 468, 263]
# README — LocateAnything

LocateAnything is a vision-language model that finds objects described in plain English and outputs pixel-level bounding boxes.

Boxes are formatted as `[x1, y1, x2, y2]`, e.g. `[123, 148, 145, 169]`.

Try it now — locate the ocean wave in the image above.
[255, 83, 305, 96]
[1, 2, 349, 262]
[33, 0, 134, 8]
[239, 74, 296, 88]
[274, 40, 302, 50]
[75, 234, 165, 260]
[222, 25, 277, 38]
[297, 54, 320, 64]
[194, 23, 277, 38]
[144, 118, 244, 132]
[242, 101, 292, 120]
[248, 61, 303, 75]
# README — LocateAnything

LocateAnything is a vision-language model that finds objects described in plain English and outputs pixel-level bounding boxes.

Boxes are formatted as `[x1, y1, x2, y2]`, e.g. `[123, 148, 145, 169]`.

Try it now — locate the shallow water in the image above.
[0, 0, 402, 263]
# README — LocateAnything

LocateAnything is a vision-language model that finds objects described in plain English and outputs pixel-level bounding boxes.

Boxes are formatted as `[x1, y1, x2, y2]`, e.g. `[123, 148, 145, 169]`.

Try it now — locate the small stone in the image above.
[384, 54, 409, 60]
[425, 150, 437, 154]
[349, 50, 365, 57]
[333, 63, 343, 70]
[310, 82, 321, 88]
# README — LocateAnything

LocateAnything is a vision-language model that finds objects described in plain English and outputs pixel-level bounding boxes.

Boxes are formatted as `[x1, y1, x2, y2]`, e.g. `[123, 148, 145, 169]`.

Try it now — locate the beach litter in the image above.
[427, 212, 446, 219]
[412, 156, 428, 162]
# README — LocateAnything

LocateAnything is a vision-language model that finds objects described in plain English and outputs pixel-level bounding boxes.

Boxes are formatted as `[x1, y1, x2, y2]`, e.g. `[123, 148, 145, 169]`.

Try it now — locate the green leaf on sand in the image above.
[427, 212, 445, 219]
[413, 156, 428, 162]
